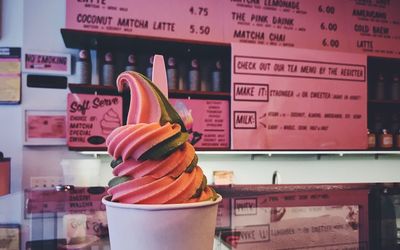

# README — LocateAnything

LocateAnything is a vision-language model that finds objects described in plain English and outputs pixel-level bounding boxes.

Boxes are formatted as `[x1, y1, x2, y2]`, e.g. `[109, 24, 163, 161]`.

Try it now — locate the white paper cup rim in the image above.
[102, 194, 222, 211]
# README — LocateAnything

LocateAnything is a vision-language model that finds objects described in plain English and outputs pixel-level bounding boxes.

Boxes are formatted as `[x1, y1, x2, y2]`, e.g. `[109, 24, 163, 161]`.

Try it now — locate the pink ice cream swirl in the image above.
[106, 71, 216, 204]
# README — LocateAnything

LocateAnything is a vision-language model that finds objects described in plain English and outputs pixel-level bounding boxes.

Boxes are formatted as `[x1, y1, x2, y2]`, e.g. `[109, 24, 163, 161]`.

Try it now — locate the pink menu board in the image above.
[66, 0, 400, 58]
[170, 98, 229, 150]
[343, 0, 400, 58]
[231, 43, 367, 150]
[67, 93, 122, 150]
[65, 0, 224, 43]
[223, 0, 349, 52]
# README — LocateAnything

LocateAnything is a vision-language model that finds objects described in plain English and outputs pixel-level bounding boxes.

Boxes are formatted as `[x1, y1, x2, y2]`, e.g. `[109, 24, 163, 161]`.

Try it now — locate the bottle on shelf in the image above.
[101, 51, 115, 86]
[378, 129, 393, 149]
[390, 113, 400, 136]
[390, 73, 400, 100]
[75, 49, 91, 84]
[375, 73, 386, 100]
[146, 55, 154, 79]
[211, 59, 222, 92]
[367, 129, 376, 149]
[188, 57, 200, 91]
[125, 53, 137, 72]
[166, 56, 178, 90]
[373, 112, 384, 133]
[395, 129, 400, 149]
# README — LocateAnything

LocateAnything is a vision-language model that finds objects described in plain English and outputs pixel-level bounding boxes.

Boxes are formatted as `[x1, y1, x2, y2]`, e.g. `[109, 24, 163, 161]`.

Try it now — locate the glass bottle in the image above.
[212, 59, 222, 92]
[125, 53, 137, 72]
[367, 129, 376, 149]
[390, 113, 400, 136]
[391, 73, 400, 100]
[167, 56, 178, 90]
[146, 55, 154, 79]
[102, 51, 115, 86]
[75, 49, 91, 84]
[188, 57, 200, 91]
[378, 129, 393, 149]
[395, 129, 400, 149]
[375, 73, 385, 100]
[373, 112, 384, 134]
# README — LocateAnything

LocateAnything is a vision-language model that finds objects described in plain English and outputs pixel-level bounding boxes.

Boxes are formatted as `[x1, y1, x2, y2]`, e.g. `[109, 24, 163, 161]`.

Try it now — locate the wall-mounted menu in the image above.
[344, 0, 400, 57]
[224, 0, 348, 52]
[170, 98, 230, 150]
[67, 93, 122, 150]
[231, 43, 367, 150]
[65, 0, 224, 44]
[66, 0, 400, 58]
[0, 47, 21, 104]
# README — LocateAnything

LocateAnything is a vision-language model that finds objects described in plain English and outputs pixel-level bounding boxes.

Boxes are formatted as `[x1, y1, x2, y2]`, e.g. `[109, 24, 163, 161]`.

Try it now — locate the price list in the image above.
[302, 1, 350, 52]
[223, 0, 311, 48]
[66, 0, 400, 58]
[66, 0, 224, 43]
[344, 0, 400, 58]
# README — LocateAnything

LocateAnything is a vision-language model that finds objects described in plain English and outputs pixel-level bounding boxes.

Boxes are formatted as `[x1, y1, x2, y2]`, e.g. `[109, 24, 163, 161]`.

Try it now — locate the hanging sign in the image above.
[231, 43, 367, 150]
[65, 0, 224, 43]
[66, 0, 400, 58]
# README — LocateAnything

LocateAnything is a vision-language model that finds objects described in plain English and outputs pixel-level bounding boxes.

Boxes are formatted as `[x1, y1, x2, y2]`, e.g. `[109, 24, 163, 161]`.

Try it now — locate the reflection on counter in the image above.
[23, 183, 400, 249]
[214, 184, 368, 250]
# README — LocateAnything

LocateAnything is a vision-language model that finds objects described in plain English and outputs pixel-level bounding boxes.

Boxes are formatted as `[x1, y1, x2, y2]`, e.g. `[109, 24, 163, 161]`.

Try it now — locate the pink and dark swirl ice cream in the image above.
[106, 71, 217, 204]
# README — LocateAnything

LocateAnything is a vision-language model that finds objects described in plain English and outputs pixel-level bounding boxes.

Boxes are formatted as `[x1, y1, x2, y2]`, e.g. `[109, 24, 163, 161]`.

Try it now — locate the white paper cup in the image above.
[61, 159, 101, 186]
[102, 195, 222, 250]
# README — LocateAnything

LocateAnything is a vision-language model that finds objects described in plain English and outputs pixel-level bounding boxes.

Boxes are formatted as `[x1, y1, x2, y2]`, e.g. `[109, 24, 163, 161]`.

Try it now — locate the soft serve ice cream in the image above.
[106, 71, 217, 204]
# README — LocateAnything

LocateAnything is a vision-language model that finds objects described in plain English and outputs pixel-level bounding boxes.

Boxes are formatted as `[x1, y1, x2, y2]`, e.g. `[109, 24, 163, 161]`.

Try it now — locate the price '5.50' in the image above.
[190, 25, 210, 35]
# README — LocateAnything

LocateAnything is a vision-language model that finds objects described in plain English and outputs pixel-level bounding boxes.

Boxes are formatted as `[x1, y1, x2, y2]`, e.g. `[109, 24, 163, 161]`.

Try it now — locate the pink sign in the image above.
[23, 52, 71, 74]
[231, 43, 367, 150]
[25, 187, 107, 214]
[66, 0, 400, 58]
[27, 115, 66, 139]
[343, 0, 400, 58]
[66, 0, 224, 43]
[67, 93, 122, 150]
[170, 98, 229, 150]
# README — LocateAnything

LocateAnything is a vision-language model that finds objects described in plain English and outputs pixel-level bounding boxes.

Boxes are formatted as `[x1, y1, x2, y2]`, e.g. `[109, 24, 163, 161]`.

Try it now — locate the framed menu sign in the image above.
[0, 47, 21, 104]
[24, 110, 67, 145]
[67, 93, 123, 150]
[170, 98, 230, 150]
[231, 43, 367, 150]
[0, 224, 20, 250]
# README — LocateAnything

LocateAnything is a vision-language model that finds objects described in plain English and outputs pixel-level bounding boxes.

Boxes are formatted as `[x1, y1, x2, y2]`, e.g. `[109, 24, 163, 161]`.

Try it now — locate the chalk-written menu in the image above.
[66, 0, 400, 58]
[231, 43, 367, 150]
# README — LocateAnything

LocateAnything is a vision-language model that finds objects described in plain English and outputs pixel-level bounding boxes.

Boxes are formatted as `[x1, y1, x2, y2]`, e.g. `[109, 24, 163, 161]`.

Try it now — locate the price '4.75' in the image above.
[189, 6, 208, 16]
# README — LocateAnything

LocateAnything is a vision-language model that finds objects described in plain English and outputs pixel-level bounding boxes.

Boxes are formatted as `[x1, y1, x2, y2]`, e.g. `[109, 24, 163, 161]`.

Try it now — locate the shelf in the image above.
[369, 99, 400, 104]
[61, 29, 230, 55]
[79, 150, 400, 157]
[68, 83, 230, 99]
[68, 83, 120, 95]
